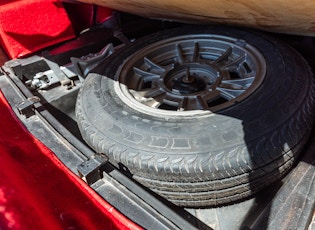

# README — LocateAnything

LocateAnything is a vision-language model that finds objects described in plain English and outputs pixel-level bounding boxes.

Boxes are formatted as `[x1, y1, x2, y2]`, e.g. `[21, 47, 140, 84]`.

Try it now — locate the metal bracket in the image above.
[71, 43, 114, 82]
[44, 58, 75, 89]
[113, 30, 132, 45]
[25, 70, 60, 90]
[11, 56, 77, 90]
[16, 96, 40, 118]
[77, 154, 109, 185]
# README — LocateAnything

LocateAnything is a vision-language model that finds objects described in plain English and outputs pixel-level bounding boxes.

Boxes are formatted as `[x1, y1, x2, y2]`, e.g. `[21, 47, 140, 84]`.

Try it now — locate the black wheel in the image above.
[76, 26, 315, 207]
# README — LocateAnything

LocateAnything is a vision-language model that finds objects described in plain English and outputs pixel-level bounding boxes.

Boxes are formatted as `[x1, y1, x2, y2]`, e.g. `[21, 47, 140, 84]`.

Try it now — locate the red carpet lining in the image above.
[0, 0, 75, 58]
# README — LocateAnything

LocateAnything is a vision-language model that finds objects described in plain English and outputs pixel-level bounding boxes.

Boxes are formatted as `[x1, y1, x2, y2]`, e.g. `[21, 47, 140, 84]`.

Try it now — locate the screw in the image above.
[182, 67, 196, 83]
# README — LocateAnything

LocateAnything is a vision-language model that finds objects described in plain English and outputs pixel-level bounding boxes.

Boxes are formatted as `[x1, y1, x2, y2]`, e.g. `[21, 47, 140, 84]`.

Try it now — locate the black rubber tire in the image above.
[76, 26, 315, 207]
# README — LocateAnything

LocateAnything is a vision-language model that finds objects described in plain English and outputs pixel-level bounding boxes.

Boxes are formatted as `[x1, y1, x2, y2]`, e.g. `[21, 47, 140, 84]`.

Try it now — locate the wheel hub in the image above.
[164, 64, 219, 95]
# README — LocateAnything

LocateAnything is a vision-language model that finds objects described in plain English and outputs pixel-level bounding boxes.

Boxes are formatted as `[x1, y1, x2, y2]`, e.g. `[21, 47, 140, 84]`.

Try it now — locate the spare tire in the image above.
[76, 26, 315, 207]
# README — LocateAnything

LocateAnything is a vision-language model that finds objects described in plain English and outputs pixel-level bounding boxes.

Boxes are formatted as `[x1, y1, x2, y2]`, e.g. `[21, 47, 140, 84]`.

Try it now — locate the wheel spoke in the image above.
[130, 88, 166, 108]
[212, 47, 232, 64]
[221, 77, 255, 90]
[222, 54, 246, 70]
[144, 57, 165, 73]
[202, 89, 222, 103]
[217, 87, 245, 100]
[192, 42, 199, 62]
[128, 75, 143, 89]
[162, 96, 181, 109]
[143, 98, 162, 108]
[133, 67, 160, 82]
[176, 44, 185, 64]
[181, 96, 209, 110]
[134, 88, 165, 98]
